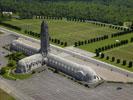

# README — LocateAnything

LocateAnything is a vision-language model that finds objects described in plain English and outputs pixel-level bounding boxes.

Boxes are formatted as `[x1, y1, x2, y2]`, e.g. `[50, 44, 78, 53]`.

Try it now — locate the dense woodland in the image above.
[0, 0, 133, 25]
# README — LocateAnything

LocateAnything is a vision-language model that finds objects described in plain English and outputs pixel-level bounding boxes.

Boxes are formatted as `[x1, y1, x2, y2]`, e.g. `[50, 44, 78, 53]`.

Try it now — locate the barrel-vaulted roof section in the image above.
[12, 38, 40, 51]
[18, 54, 43, 66]
[48, 53, 97, 76]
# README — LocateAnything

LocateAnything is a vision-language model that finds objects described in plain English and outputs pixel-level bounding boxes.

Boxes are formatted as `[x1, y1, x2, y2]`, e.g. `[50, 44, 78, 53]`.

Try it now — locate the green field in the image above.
[4, 19, 119, 45]
[0, 88, 15, 100]
[105, 43, 133, 61]
[79, 32, 133, 72]
[94, 43, 133, 72]
[79, 33, 133, 52]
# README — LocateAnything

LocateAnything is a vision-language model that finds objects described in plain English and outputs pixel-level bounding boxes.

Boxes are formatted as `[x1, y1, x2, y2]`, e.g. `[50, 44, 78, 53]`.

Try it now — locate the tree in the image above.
[64, 42, 67, 46]
[122, 60, 126, 65]
[57, 40, 60, 44]
[128, 61, 132, 68]
[84, 40, 87, 44]
[74, 42, 77, 47]
[117, 59, 120, 64]
[54, 39, 57, 43]
[0, 67, 6, 75]
[61, 42, 64, 45]
[106, 56, 109, 60]
[96, 52, 99, 57]
[100, 53, 104, 58]
[112, 57, 115, 62]
[7, 60, 16, 67]
[78, 41, 81, 46]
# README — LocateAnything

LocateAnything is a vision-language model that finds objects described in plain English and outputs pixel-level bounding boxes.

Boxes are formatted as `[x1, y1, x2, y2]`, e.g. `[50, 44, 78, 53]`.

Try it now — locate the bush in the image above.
[7, 60, 16, 67]
[122, 60, 126, 65]
[32, 70, 36, 74]
[64, 42, 67, 46]
[0, 67, 6, 75]
[117, 59, 120, 64]
[96, 52, 99, 57]
[106, 56, 109, 60]
[74, 42, 77, 47]
[112, 57, 115, 62]
[61, 42, 64, 45]
[100, 53, 104, 58]
[128, 61, 132, 68]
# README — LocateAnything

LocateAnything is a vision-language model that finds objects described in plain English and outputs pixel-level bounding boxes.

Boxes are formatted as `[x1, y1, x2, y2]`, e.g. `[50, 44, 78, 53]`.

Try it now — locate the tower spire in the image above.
[40, 20, 49, 57]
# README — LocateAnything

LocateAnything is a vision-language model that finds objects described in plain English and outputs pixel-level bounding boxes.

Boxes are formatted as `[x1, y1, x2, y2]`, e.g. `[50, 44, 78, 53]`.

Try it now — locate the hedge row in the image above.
[91, 22, 130, 31]
[95, 39, 129, 53]
[49, 37, 67, 47]
[34, 16, 131, 31]
[74, 35, 108, 47]
[24, 30, 40, 38]
[111, 30, 133, 38]
[35, 16, 63, 20]
[24, 30, 67, 47]
[0, 22, 21, 31]
[97, 53, 133, 68]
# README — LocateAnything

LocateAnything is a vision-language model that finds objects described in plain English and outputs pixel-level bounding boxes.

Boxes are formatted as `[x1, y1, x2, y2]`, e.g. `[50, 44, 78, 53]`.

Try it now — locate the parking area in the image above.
[5, 70, 133, 100]
[0, 34, 17, 68]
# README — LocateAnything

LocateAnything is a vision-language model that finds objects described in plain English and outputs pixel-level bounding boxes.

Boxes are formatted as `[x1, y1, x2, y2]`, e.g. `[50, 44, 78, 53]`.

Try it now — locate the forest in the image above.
[0, 0, 133, 25]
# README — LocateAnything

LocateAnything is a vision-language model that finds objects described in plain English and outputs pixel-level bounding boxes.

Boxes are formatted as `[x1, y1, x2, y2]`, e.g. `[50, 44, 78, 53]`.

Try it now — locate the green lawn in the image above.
[94, 56, 133, 72]
[4, 19, 119, 45]
[92, 41, 133, 72]
[104, 43, 133, 61]
[79, 32, 133, 52]
[80, 32, 133, 72]
[0, 89, 15, 100]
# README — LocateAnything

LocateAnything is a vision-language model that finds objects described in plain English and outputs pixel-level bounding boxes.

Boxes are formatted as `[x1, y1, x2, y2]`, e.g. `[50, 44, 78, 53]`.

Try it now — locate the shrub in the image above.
[122, 60, 126, 65]
[7, 60, 16, 67]
[61, 42, 64, 45]
[74, 42, 77, 47]
[106, 56, 109, 60]
[84, 40, 87, 44]
[100, 53, 104, 58]
[32, 70, 36, 74]
[112, 57, 115, 62]
[96, 52, 99, 57]
[64, 42, 67, 46]
[54, 39, 57, 43]
[117, 59, 120, 64]
[57, 40, 60, 44]
[0, 67, 6, 75]
[128, 61, 132, 68]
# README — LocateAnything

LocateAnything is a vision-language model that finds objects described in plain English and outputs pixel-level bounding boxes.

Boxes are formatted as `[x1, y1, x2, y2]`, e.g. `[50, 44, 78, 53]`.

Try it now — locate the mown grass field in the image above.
[79, 33, 133, 52]
[0, 88, 15, 100]
[2, 18, 132, 71]
[104, 43, 133, 61]
[4, 19, 119, 45]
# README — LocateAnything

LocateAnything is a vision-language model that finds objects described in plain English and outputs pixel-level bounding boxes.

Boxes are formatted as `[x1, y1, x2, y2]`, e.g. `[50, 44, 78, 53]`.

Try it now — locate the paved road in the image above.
[65, 46, 95, 57]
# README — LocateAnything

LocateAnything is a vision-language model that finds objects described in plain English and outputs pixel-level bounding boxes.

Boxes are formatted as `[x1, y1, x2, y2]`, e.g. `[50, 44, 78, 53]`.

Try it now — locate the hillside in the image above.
[0, 0, 133, 25]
